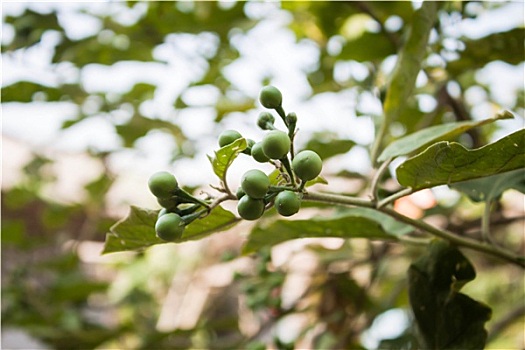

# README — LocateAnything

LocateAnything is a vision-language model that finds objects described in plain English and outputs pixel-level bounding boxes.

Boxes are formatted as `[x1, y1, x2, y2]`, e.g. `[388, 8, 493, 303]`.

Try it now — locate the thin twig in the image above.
[377, 188, 414, 208]
[370, 157, 393, 203]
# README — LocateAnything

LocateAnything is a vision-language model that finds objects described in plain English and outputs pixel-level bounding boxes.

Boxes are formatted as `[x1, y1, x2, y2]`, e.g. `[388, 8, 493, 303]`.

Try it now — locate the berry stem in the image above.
[279, 156, 296, 186]
[275, 106, 288, 127]
[174, 188, 210, 208]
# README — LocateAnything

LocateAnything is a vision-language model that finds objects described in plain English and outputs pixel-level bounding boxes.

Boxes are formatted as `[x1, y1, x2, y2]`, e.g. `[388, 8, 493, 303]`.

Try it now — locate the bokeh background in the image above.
[2, 2, 524, 349]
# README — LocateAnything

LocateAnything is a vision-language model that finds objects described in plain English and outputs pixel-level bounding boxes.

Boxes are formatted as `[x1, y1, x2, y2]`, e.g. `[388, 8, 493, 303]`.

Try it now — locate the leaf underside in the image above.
[408, 240, 491, 349]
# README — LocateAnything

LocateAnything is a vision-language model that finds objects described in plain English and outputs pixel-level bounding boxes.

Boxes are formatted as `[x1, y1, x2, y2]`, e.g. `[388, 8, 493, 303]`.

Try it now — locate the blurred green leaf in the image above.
[378, 2, 438, 160]
[341, 207, 414, 236]
[409, 240, 491, 349]
[305, 132, 356, 160]
[4, 10, 62, 50]
[396, 129, 525, 191]
[340, 31, 396, 62]
[103, 205, 239, 253]
[115, 114, 186, 148]
[451, 168, 525, 202]
[2, 81, 64, 102]
[448, 28, 525, 75]
[242, 212, 397, 254]
[208, 138, 247, 180]
[378, 113, 513, 162]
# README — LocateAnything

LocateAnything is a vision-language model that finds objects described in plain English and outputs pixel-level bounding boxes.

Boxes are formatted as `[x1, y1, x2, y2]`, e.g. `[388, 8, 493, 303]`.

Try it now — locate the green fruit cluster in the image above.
[148, 171, 209, 241]
[230, 86, 323, 220]
[147, 86, 324, 233]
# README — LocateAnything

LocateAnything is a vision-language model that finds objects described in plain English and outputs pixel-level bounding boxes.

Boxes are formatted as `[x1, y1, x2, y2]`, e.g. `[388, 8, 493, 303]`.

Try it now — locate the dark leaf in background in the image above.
[408, 240, 491, 349]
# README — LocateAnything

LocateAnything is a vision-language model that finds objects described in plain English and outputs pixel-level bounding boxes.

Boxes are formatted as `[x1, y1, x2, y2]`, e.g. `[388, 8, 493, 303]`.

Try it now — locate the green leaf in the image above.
[305, 132, 356, 160]
[451, 168, 525, 202]
[375, 1, 438, 161]
[208, 138, 247, 180]
[408, 240, 491, 349]
[180, 205, 240, 242]
[396, 129, 525, 191]
[103, 206, 160, 254]
[448, 28, 525, 76]
[339, 31, 396, 62]
[341, 207, 414, 236]
[2, 81, 63, 102]
[242, 212, 397, 254]
[115, 114, 186, 148]
[103, 205, 239, 254]
[383, 1, 438, 124]
[378, 112, 513, 162]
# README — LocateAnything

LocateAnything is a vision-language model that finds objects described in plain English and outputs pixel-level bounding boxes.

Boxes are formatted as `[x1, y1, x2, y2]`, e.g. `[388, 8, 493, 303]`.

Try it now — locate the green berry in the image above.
[262, 130, 290, 159]
[218, 129, 242, 147]
[257, 112, 275, 130]
[242, 138, 256, 155]
[155, 213, 185, 241]
[158, 208, 168, 218]
[259, 86, 282, 109]
[236, 187, 246, 200]
[241, 169, 270, 199]
[292, 150, 322, 182]
[237, 196, 265, 221]
[148, 171, 178, 198]
[157, 196, 178, 210]
[274, 191, 301, 217]
[251, 142, 270, 163]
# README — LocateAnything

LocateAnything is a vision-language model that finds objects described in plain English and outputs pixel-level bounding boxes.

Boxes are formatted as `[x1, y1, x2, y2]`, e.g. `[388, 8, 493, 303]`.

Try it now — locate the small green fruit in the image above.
[274, 190, 301, 217]
[242, 138, 256, 155]
[157, 197, 178, 210]
[218, 130, 242, 147]
[262, 130, 290, 159]
[259, 86, 282, 109]
[158, 208, 168, 218]
[257, 112, 275, 130]
[148, 171, 178, 198]
[251, 142, 270, 163]
[155, 213, 185, 241]
[236, 187, 246, 200]
[237, 196, 265, 220]
[292, 150, 322, 181]
[241, 169, 270, 199]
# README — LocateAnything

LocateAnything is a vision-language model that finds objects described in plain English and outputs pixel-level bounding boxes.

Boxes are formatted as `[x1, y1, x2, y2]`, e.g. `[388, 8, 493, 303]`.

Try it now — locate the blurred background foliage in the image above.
[2, 1, 524, 349]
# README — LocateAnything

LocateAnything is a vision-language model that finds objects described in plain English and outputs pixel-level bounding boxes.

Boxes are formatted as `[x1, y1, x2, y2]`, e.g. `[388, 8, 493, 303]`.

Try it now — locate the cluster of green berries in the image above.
[148, 171, 209, 241]
[147, 86, 323, 238]
[218, 85, 323, 221]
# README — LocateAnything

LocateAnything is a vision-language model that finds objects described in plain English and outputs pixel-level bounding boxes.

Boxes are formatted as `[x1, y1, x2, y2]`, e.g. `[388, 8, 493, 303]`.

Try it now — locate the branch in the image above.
[301, 191, 525, 268]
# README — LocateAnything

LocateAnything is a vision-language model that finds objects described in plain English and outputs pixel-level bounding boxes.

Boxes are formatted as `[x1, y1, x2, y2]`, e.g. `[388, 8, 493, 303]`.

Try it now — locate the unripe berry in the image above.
[292, 150, 322, 181]
[241, 169, 270, 199]
[155, 213, 185, 241]
[218, 129, 242, 148]
[158, 208, 168, 218]
[237, 196, 265, 220]
[148, 171, 178, 198]
[242, 138, 256, 155]
[257, 112, 275, 130]
[262, 130, 290, 159]
[259, 86, 282, 109]
[274, 190, 301, 217]
[158, 196, 178, 209]
[236, 187, 246, 200]
[251, 142, 270, 163]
